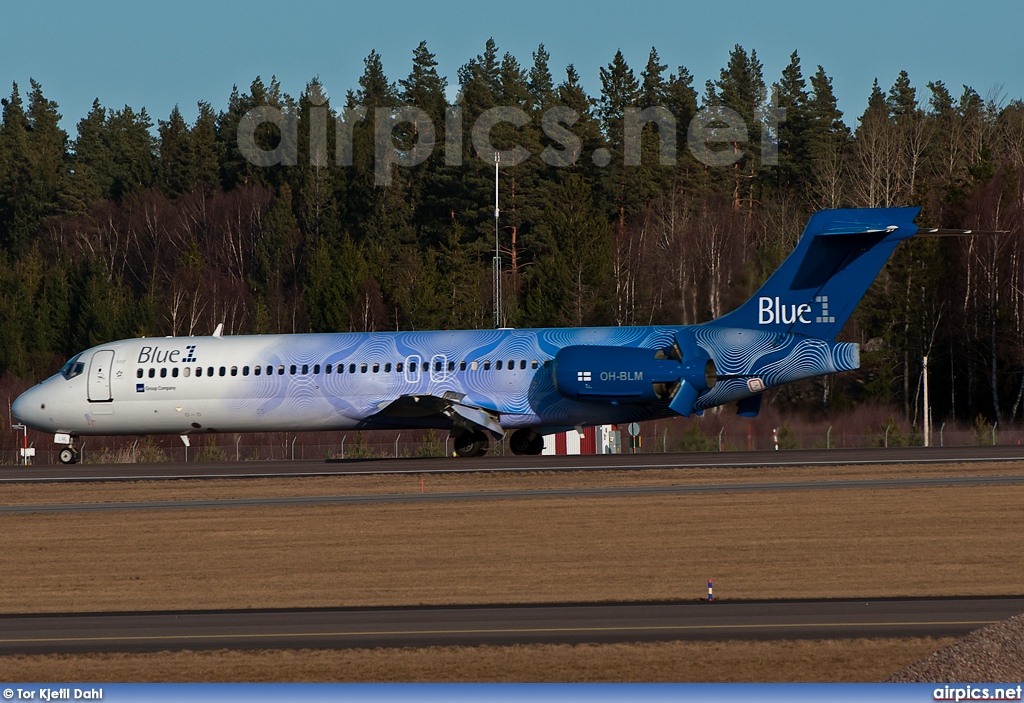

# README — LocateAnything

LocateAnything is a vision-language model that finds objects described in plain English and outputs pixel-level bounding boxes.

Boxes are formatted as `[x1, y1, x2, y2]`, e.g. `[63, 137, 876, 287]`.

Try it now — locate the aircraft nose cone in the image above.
[12, 387, 42, 429]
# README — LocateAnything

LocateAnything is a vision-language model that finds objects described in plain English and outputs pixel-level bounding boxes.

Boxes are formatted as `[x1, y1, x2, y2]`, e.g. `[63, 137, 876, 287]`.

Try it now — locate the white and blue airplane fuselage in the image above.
[12, 207, 969, 461]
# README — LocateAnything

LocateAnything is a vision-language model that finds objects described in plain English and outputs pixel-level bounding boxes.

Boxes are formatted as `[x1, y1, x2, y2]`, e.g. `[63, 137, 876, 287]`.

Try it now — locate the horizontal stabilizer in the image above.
[914, 228, 1005, 237]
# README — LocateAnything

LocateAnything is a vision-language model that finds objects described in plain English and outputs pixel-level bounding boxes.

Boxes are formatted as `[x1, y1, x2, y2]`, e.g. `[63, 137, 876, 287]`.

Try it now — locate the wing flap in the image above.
[372, 394, 504, 437]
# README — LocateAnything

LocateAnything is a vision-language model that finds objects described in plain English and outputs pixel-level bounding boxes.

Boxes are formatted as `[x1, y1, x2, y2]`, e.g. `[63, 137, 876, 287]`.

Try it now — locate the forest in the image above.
[1, 39, 1023, 431]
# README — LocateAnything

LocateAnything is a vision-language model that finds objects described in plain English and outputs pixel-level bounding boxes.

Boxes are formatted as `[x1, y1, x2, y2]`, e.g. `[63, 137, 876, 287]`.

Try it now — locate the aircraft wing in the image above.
[371, 393, 504, 437]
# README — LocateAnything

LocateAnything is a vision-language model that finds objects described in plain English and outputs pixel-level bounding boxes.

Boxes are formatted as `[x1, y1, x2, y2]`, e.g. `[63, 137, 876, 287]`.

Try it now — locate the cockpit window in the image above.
[60, 355, 85, 380]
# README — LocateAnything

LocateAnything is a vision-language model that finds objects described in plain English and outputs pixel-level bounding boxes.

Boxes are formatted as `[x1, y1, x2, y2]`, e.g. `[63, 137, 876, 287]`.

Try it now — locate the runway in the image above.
[3, 598, 1021, 654]
[3, 445, 1024, 484]
[4, 472, 1024, 515]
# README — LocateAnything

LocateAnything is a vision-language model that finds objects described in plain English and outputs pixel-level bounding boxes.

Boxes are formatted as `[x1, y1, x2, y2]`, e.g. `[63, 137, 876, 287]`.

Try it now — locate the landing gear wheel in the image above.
[452, 430, 489, 458]
[59, 447, 79, 465]
[509, 429, 544, 455]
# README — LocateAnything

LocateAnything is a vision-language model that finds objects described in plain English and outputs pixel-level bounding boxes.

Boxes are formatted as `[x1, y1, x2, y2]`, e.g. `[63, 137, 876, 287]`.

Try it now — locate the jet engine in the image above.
[552, 331, 716, 416]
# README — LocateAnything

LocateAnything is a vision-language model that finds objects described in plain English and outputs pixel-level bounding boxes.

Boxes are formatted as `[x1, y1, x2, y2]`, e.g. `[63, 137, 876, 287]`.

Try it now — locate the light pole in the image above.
[493, 151, 501, 329]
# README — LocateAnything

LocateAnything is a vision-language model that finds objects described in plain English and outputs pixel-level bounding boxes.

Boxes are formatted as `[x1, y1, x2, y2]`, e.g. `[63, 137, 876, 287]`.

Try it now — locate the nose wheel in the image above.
[59, 446, 80, 465]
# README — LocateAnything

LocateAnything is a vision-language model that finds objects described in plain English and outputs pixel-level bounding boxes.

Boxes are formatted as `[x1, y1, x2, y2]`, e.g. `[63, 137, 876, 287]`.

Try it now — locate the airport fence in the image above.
[2, 425, 1023, 466]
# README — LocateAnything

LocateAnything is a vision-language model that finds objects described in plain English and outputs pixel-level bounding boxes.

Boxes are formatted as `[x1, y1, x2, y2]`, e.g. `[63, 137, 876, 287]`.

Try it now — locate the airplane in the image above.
[11, 206, 988, 464]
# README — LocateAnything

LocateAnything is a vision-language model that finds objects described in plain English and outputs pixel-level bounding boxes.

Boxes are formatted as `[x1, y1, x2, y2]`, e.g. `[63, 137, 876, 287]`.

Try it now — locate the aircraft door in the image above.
[88, 349, 115, 402]
[404, 354, 421, 384]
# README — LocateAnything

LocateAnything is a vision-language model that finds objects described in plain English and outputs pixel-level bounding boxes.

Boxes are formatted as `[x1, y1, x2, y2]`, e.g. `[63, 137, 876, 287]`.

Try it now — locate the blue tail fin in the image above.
[707, 207, 921, 340]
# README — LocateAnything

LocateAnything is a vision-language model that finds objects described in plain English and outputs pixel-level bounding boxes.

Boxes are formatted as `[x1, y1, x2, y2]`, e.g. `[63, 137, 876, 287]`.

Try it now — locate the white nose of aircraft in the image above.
[12, 384, 48, 431]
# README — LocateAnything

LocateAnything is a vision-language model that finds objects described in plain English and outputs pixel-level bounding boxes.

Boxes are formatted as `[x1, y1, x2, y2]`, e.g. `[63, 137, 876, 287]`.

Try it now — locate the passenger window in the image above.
[208, 367, 214, 377]
[531, 360, 538, 369]
[302, 364, 308, 374]
[448, 361, 455, 372]
[254, 366, 261, 376]
[136, 368, 143, 379]
[325, 364, 332, 374]
[384, 362, 392, 373]
[149, 368, 155, 378]
[219, 367, 226, 377]
[360, 363, 368, 373]
[172, 367, 179, 378]
[496, 360, 503, 370]
[409, 361, 417, 372]
[196, 367, 202, 377]
[277, 365, 285, 375]
[184, 367, 190, 378]
[349, 363, 355, 373]
[370, 363, 378, 373]
[483, 361, 491, 371]
[471, 361, 478, 371]
[460, 361, 466, 371]
[543, 360, 551, 368]
[290, 365, 297, 375]
[242, 366, 249, 376]
[230, 366, 238, 376]
[313, 364, 320, 374]
[520, 360, 527, 370]
[508, 360, 514, 370]
[160, 368, 167, 378]
[396, 362, 403, 373]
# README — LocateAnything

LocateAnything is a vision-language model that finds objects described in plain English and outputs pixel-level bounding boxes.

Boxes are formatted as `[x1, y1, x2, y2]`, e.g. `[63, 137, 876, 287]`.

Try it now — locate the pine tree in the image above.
[528, 44, 555, 109]
[525, 175, 612, 326]
[67, 99, 111, 208]
[0, 81, 68, 253]
[598, 49, 639, 152]
[640, 47, 668, 107]
[715, 45, 767, 208]
[191, 101, 221, 192]
[399, 41, 447, 123]
[157, 105, 195, 199]
[304, 235, 347, 332]
[887, 70, 917, 117]
[253, 184, 302, 332]
[774, 51, 810, 189]
[806, 65, 850, 207]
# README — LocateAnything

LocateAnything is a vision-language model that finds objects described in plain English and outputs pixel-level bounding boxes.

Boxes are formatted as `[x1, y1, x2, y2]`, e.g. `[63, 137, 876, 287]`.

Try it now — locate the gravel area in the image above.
[887, 613, 1024, 681]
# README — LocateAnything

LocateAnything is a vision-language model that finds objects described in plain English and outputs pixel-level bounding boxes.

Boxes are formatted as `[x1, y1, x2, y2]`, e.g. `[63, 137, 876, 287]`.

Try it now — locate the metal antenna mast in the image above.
[493, 151, 501, 329]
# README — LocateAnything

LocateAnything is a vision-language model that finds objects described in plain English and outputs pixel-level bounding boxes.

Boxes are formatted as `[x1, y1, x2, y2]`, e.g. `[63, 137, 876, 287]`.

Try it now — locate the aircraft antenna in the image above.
[493, 151, 501, 329]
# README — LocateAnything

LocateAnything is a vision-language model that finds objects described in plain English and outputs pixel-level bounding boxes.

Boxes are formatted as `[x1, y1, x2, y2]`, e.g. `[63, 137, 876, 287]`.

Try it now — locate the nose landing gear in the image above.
[57, 438, 80, 465]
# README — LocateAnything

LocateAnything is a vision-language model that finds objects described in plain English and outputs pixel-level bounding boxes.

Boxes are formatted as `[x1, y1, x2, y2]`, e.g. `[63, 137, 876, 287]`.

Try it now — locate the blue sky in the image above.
[2, 0, 1021, 133]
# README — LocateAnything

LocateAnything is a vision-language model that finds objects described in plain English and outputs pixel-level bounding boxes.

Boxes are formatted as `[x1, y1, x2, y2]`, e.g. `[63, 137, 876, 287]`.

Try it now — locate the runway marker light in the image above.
[708, 579, 713, 602]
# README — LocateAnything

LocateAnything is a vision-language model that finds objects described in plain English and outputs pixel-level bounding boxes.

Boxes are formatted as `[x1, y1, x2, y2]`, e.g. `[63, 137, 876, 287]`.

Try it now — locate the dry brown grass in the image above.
[2, 483, 1023, 613]
[0, 638, 954, 682]
[2, 460, 1019, 506]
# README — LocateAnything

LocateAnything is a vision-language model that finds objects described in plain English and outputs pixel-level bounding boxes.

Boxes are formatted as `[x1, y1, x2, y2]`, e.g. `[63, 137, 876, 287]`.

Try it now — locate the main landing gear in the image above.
[509, 428, 544, 456]
[452, 430, 489, 458]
